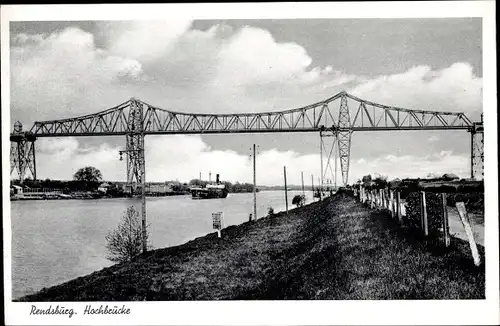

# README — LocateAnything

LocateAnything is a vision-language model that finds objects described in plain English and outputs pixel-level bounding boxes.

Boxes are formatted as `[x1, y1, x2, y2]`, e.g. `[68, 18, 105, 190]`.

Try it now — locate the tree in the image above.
[105, 206, 150, 263]
[73, 166, 103, 183]
[362, 174, 372, 184]
[292, 194, 306, 207]
[73, 166, 102, 190]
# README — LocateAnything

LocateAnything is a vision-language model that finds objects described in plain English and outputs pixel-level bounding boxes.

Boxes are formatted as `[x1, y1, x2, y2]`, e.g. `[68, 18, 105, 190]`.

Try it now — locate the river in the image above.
[10, 190, 315, 299]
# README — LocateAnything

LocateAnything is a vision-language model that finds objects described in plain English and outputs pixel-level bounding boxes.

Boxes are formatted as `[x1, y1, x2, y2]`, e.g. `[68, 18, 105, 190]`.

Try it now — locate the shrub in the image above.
[267, 206, 275, 217]
[292, 194, 306, 207]
[105, 206, 150, 263]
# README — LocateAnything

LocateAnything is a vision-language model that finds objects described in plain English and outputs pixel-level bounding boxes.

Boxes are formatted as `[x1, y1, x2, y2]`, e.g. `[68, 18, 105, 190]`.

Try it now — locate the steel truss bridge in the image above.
[10, 91, 484, 189]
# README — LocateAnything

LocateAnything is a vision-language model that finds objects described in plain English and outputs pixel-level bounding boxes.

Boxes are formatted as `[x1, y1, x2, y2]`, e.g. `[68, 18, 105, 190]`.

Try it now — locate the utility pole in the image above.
[318, 177, 322, 200]
[253, 144, 257, 221]
[284, 166, 288, 214]
[141, 164, 146, 253]
[301, 171, 305, 196]
[320, 131, 324, 193]
[335, 133, 338, 190]
[311, 174, 314, 200]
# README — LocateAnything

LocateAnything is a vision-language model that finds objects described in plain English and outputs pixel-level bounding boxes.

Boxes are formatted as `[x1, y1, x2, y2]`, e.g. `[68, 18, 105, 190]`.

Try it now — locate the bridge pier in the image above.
[10, 121, 36, 183]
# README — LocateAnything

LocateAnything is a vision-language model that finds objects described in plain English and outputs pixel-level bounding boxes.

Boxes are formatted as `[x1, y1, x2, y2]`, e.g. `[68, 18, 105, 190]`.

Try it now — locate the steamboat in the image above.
[190, 174, 228, 199]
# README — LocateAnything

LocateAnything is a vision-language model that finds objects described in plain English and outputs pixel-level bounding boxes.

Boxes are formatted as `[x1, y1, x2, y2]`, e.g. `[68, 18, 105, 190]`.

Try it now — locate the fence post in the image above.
[379, 189, 383, 208]
[420, 191, 429, 236]
[456, 202, 481, 266]
[389, 190, 394, 217]
[441, 193, 450, 248]
[396, 191, 402, 221]
[384, 189, 388, 209]
[382, 189, 386, 209]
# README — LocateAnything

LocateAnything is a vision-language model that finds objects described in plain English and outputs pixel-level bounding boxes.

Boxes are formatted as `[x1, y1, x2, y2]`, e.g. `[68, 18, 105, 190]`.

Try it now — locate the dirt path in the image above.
[19, 192, 484, 301]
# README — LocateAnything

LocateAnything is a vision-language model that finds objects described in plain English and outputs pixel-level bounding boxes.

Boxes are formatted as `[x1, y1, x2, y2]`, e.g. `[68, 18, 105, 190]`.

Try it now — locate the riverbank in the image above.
[18, 191, 484, 301]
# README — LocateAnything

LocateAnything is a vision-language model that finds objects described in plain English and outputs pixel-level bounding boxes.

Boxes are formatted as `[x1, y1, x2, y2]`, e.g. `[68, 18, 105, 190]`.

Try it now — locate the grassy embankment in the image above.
[19, 191, 484, 301]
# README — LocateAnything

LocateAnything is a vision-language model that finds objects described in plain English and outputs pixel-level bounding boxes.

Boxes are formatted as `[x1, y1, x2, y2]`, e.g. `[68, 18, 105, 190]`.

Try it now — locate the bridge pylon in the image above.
[337, 93, 353, 186]
[10, 121, 36, 183]
[119, 98, 146, 194]
[470, 114, 484, 180]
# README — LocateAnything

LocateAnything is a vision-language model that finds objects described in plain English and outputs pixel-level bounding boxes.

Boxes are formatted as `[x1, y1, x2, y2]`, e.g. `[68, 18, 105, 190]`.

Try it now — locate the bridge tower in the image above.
[470, 114, 484, 180]
[10, 121, 37, 183]
[120, 98, 146, 193]
[337, 93, 353, 185]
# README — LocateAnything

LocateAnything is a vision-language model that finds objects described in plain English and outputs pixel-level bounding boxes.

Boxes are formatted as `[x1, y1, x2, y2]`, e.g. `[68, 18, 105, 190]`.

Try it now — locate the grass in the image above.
[18, 192, 484, 301]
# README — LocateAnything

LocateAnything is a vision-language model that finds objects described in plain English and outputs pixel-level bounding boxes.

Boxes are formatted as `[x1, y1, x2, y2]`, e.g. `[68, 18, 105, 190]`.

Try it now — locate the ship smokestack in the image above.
[216, 174, 220, 184]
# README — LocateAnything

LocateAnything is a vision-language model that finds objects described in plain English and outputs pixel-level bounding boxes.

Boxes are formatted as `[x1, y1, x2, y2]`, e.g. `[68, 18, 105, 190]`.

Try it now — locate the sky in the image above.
[9, 18, 483, 185]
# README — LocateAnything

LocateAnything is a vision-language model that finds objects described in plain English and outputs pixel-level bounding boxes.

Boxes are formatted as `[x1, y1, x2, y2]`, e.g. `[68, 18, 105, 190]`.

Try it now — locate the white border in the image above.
[2, 2, 498, 325]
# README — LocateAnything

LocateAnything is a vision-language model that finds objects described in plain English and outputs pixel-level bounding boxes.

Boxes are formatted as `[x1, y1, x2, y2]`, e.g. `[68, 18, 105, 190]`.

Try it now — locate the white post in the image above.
[301, 171, 305, 197]
[456, 202, 481, 266]
[420, 191, 428, 236]
[389, 190, 394, 217]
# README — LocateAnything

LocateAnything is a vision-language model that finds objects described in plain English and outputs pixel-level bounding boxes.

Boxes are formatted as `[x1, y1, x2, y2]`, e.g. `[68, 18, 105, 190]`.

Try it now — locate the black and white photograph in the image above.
[2, 2, 498, 325]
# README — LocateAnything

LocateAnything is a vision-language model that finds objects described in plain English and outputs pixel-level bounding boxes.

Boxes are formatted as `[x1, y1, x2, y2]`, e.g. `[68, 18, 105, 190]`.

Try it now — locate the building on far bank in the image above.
[97, 182, 111, 193]
[120, 182, 175, 195]
[11, 185, 23, 195]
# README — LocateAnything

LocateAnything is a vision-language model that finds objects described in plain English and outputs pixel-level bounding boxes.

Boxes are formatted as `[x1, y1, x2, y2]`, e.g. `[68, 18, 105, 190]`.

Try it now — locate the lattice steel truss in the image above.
[10, 122, 36, 183]
[27, 91, 473, 137]
[337, 95, 352, 185]
[11, 91, 481, 185]
[120, 99, 146, 193]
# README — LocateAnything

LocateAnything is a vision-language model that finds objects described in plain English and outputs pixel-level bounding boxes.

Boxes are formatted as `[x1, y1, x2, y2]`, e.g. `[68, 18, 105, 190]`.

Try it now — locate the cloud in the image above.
[10, 27, 144, 123]
[349, 151, 469, 182]
[348, 63, 482, 120]
[99, 20, 192, 63]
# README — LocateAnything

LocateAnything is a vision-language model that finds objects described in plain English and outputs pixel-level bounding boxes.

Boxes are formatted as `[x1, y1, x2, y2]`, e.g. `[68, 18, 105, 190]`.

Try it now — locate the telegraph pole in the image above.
[320, 131, 324, 193]
[284, 166, 288, 214]
[141, 158, 146, 253]
[311, 174, 314, 201]
[301, 171, 305, 196]
[335, 134, 338, 190]
[253, 144, 257, 221]
[318, 177, 322, 200]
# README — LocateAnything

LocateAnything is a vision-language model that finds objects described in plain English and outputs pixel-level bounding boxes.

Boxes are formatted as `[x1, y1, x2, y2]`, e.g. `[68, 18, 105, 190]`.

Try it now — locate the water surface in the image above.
[11, 190, 313, 299]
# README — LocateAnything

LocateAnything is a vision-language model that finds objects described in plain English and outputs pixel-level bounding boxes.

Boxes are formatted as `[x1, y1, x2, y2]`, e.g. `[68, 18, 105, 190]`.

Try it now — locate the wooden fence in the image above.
[352, 181, 483, 266]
